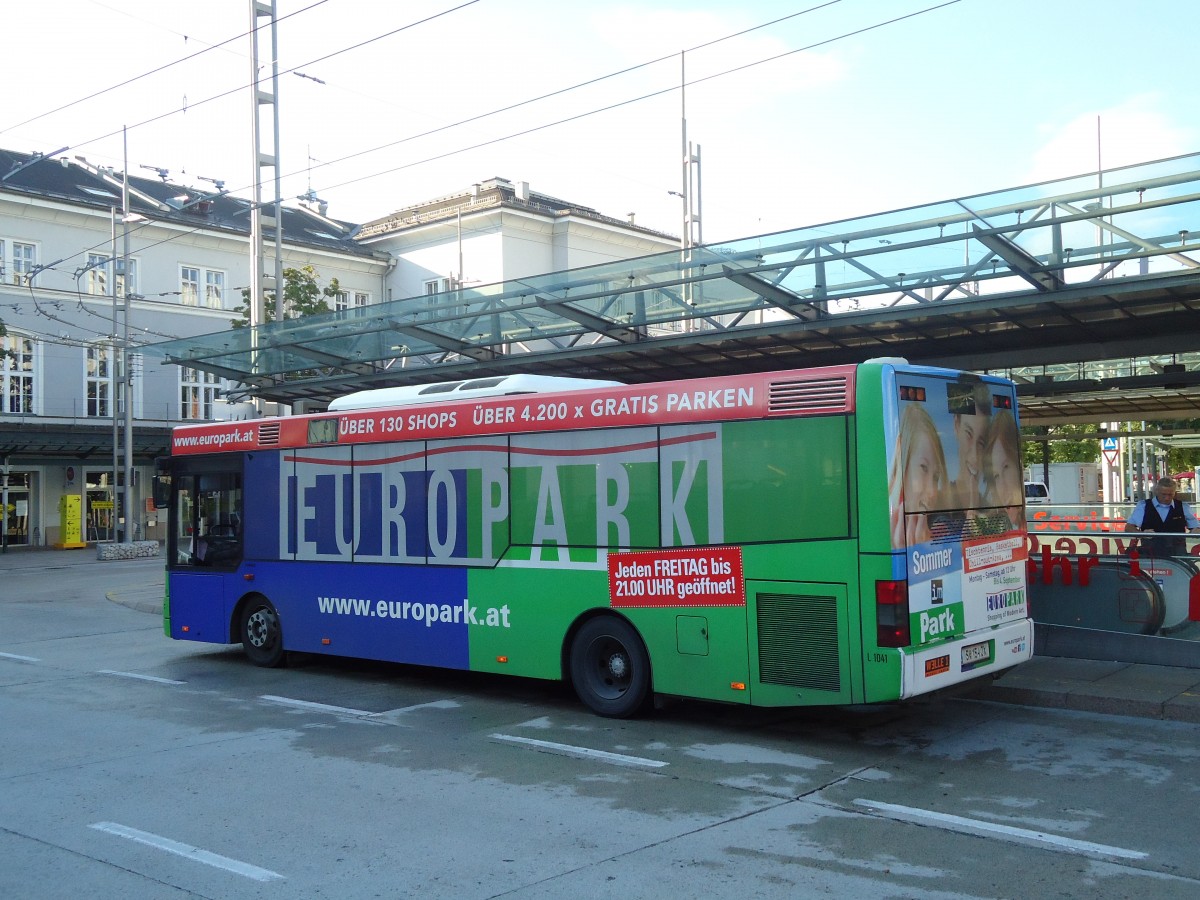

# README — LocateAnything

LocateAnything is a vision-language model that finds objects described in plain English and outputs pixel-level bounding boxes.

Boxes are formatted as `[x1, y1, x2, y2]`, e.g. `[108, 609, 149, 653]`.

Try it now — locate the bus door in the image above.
[166, 458, 244, 642]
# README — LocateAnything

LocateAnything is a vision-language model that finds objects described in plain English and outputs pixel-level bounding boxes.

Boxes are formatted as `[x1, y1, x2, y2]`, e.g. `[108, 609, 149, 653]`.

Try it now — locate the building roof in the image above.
[0, 147, 379, 259]
[357, 176, 674, 242]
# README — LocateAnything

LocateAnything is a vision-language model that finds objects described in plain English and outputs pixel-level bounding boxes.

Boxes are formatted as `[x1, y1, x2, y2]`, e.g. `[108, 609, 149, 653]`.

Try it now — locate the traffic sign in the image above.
[1101, 436, 1119, 452]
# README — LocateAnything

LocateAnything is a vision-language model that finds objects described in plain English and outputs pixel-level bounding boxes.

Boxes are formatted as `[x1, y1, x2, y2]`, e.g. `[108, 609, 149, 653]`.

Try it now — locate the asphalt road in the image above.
[3, 552, 1200, 898]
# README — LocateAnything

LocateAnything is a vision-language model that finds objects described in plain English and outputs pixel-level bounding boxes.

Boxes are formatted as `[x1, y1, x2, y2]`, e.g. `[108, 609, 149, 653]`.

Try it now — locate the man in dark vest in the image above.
[1125, 476, 1200, 557]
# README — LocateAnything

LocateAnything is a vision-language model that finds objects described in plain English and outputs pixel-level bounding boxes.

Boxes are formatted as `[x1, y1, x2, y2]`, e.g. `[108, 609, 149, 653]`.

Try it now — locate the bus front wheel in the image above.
[241, 598, 285, 668]
[569, 617, 650, 718]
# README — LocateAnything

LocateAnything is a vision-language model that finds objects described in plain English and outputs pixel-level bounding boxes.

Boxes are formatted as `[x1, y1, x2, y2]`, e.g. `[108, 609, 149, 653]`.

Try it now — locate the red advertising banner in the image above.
[171, 366, 858, 456]
[608, 546, 745, 608]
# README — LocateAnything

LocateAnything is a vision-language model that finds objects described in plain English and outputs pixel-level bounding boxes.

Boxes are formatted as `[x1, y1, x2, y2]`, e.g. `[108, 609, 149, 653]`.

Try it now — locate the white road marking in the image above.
[0, 652, 40, 662]
[90, 822, 284, 882]
[259, 695, 377, 717]
[491, 733, 668, 768]
[98, 670, 185, 685]
[379, 699, 461, 715]
[853, 799, 1148, 860]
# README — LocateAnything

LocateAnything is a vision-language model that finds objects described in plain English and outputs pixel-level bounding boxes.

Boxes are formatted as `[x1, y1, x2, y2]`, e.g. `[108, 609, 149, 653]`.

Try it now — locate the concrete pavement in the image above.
[4, 544, 1200, 723]
[972, 655, 1200, 723]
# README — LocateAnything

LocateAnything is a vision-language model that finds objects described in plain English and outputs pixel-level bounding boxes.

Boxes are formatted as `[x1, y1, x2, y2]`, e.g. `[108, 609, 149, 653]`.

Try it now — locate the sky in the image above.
[2, 0, 1197, 244]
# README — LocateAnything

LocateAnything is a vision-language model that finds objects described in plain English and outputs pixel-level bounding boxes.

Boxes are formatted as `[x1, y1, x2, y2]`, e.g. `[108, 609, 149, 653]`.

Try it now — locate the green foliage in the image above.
[1049, 425, 1099, 462]
[231, 264, 341, 328]
[1021, 423, 1099, 467]
[1023, 420, 1200, 480]
[1161, 418, 1200, 473]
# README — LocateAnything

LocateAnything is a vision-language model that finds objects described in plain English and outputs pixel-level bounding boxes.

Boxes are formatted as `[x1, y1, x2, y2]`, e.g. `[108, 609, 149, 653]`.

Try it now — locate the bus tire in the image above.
[241, 597, 285, 668]
[569, 616, 650, 718]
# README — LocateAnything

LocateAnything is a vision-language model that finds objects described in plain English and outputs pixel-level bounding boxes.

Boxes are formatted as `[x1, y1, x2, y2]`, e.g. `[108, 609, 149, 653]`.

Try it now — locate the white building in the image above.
[357, 177, 675, 299]
[0, 150, 674, 548]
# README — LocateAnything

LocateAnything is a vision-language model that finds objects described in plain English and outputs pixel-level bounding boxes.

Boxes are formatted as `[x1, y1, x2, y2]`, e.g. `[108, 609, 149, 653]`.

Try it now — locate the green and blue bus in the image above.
[160, 359, 1032, 716]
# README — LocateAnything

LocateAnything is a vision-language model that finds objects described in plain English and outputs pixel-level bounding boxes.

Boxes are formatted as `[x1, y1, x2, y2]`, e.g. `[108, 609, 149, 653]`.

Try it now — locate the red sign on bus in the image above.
[608, 547, 745, 608]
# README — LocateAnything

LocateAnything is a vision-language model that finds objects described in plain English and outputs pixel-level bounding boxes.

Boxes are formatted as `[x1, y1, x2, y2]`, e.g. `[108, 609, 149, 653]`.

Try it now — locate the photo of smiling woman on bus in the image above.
[888, 404, 949, 549]
[980, 408, 1024, 532]
[947, 380, 992, 510]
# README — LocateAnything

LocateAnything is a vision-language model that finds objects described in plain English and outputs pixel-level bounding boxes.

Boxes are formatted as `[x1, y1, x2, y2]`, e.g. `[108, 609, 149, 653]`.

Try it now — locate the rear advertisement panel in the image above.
[884, 369, 1029, 647]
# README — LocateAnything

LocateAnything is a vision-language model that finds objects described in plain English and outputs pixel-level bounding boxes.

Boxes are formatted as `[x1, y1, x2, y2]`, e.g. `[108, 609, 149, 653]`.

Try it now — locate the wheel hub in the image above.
[247, 610, 271, 648]
[606, 652, 628, 680]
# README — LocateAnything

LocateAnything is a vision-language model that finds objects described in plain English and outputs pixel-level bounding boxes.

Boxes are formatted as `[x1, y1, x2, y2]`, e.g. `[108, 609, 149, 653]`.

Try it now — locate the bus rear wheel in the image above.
[569, 617, 650, 718]
[241, 598, 285, 668]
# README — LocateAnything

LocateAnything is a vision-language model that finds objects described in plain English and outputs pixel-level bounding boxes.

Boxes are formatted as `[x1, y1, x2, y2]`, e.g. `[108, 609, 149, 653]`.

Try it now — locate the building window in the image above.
[181, 266, 200, 305]
[424, 278, 461, 318]
[335, 290, 369, 311]
[86, 346, 113, 417]
[205, 270, 224, 308]
[180, 367, 221, 420]
[1, 333, 35, 413]
[119, 353, 143, 420]
[117, 258, 137, 297]
[180, 266, 225, 308]
[86, 253, 109, 295]
[11, 242, 35, 285]
[89, 255, 137, 296]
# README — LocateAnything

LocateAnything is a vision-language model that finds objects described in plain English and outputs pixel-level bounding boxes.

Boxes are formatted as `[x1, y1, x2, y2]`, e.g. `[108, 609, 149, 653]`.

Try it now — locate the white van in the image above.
[1024, 481, 1050, 505]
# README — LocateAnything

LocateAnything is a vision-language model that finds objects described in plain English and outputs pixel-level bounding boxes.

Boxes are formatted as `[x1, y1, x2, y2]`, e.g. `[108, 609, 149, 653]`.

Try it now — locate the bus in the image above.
[158, 360, 1032, 717]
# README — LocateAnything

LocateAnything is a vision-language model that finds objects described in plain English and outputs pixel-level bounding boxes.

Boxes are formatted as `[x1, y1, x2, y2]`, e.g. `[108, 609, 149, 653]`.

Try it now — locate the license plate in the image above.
[961, 640, 991, 669]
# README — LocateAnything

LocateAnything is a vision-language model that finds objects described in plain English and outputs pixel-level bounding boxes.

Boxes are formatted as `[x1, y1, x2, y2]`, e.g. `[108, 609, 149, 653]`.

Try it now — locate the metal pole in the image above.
[1, 458, 8, 553]
[680, 50, 688, 252]
[111, 206, 119, 543]
[692, 142, 702, 247]
[270, 5, 284, 322]
[248, 0, 263, 332]
[122, 127, 133, 545]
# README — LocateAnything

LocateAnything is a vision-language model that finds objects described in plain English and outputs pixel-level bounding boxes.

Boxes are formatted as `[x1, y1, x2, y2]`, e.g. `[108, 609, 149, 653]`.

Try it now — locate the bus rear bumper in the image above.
[899, 618, 1034, 699]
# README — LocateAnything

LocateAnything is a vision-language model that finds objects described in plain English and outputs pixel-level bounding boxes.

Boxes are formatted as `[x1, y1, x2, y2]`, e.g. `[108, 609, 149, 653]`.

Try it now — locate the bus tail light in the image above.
[876, 580, 910, 648]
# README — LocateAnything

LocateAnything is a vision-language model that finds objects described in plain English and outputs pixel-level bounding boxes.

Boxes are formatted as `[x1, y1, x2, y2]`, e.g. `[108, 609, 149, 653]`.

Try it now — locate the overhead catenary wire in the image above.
[4, 0, 963, 309]
[313, 0, 964, 197]
[41, 0, 485, 160]
[0, 0, 333, 139]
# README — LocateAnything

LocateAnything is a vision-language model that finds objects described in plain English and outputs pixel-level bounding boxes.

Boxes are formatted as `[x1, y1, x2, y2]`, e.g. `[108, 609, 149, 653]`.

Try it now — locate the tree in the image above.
[1154, 417, 1200, 476]
[231, 264, 341, 328]
[1020, 424, 1099, 468]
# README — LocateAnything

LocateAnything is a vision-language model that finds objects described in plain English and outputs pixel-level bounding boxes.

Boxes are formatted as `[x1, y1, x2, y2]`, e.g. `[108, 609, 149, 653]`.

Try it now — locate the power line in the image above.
[57, 0, 484, 158]
[0, 0, 332, 139]
[4, 1, 964, 305]
[299, 1, 844, 179]
[315, 1, 964, 198]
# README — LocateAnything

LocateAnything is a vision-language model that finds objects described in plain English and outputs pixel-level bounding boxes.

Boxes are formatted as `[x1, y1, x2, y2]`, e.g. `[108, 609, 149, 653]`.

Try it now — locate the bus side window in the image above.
[195, 473, 244, 567]
[174, 476, 197, 565]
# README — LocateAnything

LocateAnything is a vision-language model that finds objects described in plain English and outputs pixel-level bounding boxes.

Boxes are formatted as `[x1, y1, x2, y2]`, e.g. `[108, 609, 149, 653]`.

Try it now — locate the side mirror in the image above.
[152, 474, 171, 510]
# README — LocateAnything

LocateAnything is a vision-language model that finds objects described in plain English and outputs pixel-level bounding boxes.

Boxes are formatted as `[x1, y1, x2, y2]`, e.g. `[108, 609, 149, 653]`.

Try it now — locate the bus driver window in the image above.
[174, 472, 243, 567]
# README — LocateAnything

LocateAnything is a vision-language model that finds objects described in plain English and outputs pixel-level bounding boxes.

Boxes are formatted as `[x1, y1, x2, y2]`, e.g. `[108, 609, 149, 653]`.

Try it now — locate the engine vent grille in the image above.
[768, 376, 848, 414]
[757, 592, 842, 692]
[257, 422, 281, 446]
